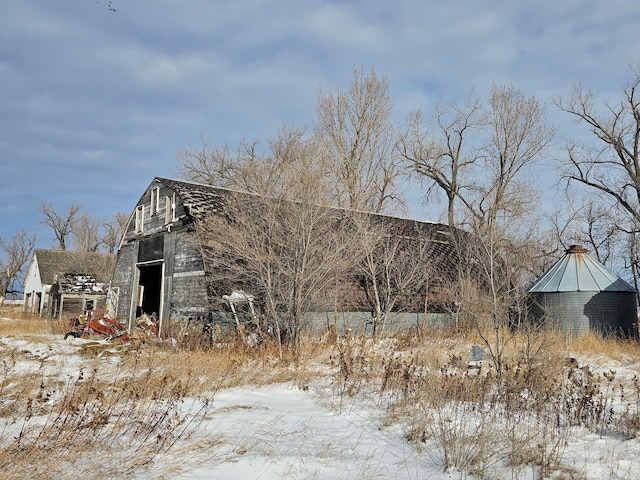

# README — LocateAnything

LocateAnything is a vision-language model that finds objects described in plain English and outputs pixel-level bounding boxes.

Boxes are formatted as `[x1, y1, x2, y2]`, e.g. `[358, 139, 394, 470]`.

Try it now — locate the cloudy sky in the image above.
[1, 0, 639, 248]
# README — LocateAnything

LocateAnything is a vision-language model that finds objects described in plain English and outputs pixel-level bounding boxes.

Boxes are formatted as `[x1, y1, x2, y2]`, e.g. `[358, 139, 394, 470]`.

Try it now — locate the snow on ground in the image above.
[169, 383, 439, 480]
[0, 333, 447, 479]
[1, 328, 639, 479]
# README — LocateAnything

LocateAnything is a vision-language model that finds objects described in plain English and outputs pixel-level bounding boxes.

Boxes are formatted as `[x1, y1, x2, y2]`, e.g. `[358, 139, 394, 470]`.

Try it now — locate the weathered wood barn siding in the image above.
[112, 177, 470, 334]
[112, 179, 213, 330]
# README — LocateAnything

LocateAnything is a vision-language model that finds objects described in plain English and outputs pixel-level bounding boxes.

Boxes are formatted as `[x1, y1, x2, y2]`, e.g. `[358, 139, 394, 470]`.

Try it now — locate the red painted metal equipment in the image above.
[65, 309, 130, 341]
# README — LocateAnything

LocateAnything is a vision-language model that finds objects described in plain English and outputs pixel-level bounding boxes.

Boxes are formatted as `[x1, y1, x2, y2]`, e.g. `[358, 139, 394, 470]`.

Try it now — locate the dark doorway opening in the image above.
[137, 263, 162, 318]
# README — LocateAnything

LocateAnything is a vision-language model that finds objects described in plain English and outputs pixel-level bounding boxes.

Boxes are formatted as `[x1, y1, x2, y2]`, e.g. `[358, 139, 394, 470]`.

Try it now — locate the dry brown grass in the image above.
[1, 306, 640, 479]
[563, 330, 640, 358]
[0, 309, 337, 479]
[326, 322, 640, 479]
[0, 305, 70, 337]
[0, 304, 30, 319]
[0, 310, 316, 478]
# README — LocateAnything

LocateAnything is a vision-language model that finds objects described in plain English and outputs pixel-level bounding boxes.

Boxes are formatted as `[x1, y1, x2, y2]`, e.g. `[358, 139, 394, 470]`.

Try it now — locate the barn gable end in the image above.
[111, 178, 213, 331]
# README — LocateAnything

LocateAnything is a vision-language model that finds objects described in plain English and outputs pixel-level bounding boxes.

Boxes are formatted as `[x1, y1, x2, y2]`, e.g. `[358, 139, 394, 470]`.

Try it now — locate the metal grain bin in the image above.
[528, 245, 638, 337]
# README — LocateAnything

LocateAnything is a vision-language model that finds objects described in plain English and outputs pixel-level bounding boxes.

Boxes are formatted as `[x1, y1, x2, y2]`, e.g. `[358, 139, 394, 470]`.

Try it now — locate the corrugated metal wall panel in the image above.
[531, 291, 637, 337]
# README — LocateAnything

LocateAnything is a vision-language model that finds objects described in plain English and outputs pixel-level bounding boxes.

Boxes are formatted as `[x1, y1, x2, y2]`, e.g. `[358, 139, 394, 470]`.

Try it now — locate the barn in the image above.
[528, 245, 638, 337]
[111, 177, 476, 335]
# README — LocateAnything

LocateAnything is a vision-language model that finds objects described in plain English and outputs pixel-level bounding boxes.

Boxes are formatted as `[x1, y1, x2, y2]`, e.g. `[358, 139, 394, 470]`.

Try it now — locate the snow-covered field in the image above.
[169, 384, 435, 480]
[1, 311, 639, 479]
[0, 331, 443, 479]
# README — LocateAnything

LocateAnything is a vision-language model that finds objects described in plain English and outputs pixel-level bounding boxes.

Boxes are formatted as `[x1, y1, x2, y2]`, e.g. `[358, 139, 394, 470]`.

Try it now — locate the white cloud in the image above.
[2, 0, 640, 243]
[305, 3, 385, 50]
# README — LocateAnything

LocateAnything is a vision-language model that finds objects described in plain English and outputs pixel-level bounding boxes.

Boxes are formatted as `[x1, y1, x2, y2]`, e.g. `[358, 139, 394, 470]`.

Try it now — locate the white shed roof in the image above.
[529, 245, 636, 293]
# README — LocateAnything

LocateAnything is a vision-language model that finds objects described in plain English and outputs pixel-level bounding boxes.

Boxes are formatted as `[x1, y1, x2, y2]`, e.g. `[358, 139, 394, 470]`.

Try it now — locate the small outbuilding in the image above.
[528, 245, 638, 337]
[23, 249, 116, 319]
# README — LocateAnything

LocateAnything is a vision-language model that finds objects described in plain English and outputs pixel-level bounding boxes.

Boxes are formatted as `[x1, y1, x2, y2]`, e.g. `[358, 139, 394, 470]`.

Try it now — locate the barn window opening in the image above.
[150, 187, 160, 215]
[165, 194, 176, 224]
[135, 205, 144, 234]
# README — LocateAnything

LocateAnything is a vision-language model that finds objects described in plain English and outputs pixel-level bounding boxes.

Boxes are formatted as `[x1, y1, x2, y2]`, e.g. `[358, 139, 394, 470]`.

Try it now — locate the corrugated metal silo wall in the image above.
[530, 291, 638, 337]
[585, 291, 637, 337]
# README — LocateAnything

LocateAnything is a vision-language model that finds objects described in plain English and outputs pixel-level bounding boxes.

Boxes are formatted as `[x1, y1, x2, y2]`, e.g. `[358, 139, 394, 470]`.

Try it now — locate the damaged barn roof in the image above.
[154, 177, 464, 262]
[157, 177, 228, 221]
[32, 249, 116, 286]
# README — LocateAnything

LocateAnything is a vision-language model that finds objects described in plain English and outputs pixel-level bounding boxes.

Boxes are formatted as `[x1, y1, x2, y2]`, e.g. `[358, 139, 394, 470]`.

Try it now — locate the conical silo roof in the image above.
[529, 245, 636, 293]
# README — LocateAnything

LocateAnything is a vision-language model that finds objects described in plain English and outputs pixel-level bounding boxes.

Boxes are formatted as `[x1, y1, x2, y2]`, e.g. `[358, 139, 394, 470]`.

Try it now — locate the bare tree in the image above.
[459, 221, 544, 376]
[227, 124, 333, 203]
[197, 193, 357, 354]
[315, 66, 404, 213]
[466, 86, 556, 335]
[477, 84, 556, 231]
[38, 201, 125, 254]
[354, 215, 439, 337]
[185, 129, 357, 353]
[38, 202, 81, 251]
[262, 125, 333, 202]
[71, 212, 103, 252]
[626, 234, 640, 299]
[102, 212, 129, 254]
[556, 67, 640, 229]
[0, 229, 36, 301]
[401, 85, 555, 373]
[555, 66, 640, 297]
[550, 197, 622, 265]
[399, 85, 554, 234]
[177, 125, 333, 204]
[177, 135, 253, 189]
[398, 92, 485, 227]
[471, 200, 551, 378]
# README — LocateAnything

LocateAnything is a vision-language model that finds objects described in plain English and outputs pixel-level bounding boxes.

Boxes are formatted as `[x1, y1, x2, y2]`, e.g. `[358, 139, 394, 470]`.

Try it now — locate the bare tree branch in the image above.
[315, 66, 404, 213]
[38, 202, 80, 251]
[397, 92, 485, 227]
[555, 66, 640, 227]
[0, 229, 36, 297]
[102, 212, 129, 254]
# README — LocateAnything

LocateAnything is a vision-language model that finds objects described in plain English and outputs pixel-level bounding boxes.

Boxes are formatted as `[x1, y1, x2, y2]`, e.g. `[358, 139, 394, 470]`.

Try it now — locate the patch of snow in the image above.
[1, 333, 639, 479]
[153, 383, 442, 480]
